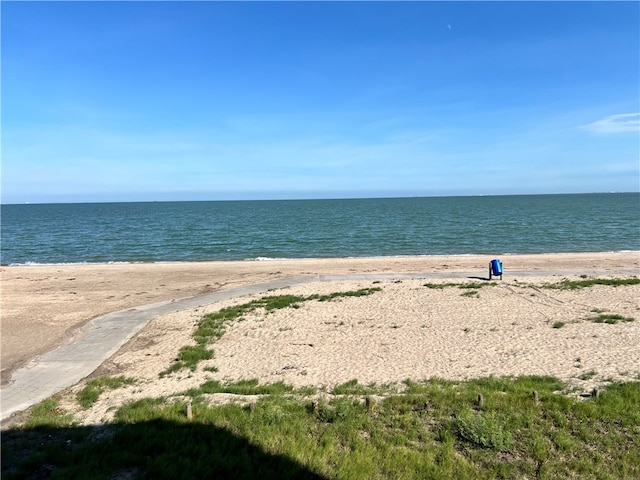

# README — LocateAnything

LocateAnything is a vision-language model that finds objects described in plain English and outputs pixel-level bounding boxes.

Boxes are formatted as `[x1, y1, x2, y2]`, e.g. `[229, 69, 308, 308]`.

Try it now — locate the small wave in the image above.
[5, 250, 639, 267]
[6, 260, 152, 267]
[248, 257, 297, 262]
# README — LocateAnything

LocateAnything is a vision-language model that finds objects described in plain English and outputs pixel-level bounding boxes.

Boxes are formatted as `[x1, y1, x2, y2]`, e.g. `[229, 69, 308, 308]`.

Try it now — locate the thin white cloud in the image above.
[580, 113, 640, 134]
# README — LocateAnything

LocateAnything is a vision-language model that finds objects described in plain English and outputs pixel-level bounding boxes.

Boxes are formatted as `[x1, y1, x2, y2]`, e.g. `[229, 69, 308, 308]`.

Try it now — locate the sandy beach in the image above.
[2, 252, 639, 424]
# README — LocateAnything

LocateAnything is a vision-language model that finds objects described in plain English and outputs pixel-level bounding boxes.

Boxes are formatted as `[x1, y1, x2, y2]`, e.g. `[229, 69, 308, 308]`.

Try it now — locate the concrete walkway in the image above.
[2, 268, 634, 422]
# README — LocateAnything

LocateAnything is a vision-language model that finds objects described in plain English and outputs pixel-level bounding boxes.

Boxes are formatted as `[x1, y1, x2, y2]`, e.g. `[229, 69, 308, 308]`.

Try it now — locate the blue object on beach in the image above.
[490, 259, 503, 280]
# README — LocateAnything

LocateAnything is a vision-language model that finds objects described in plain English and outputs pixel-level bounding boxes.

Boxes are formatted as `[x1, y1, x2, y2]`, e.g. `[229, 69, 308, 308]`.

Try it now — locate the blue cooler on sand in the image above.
[490, 259, 503, 280]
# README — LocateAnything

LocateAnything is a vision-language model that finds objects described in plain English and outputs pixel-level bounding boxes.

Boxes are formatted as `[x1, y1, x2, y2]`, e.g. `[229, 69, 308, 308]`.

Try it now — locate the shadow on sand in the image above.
[2, 418, 326, 480]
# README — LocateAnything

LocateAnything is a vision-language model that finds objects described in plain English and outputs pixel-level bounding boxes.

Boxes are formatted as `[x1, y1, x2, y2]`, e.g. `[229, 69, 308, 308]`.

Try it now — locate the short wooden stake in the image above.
[365, 396, 375, 411]
[532, 391, 539, 404]
[311, 400, 319, 413]
[591, 388, 600, 398]
[186, 402, 193, 420]
[249, 402, 256, 413]
[477, 394, 484, 407]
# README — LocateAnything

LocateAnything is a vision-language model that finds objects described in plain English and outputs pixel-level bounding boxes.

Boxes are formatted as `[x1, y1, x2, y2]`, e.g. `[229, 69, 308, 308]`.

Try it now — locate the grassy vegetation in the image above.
[21, 398, 75, 429]
[423, 282, 458, 289]
[424, 277, 640, 292]
[587, 313, 635, 324]
[552, 321, 566, 329]
[461, 290, 480, 298]
[77, 376, 136, 409]
[161, 287, 382, 375]
[459, 282, 497, 289]
[4, 376, 640, 479]
[423, 277, 640, 292]
[424, 282, 497, 290]
[453, 406, 514, 451]
[185, 379, 300, 397]
[543, 277, 640, 290]
[421, 277, 639, 316]
[422, 281, 497, 298]
[578, 370, 598, 381]
[331, 379, 394, 396]
[161, 344, 215, 375]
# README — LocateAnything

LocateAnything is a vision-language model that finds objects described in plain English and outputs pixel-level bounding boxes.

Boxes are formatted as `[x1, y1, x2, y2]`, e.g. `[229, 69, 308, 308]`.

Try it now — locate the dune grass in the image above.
[543, 277, 640, 290]
[185, 378, 302, 397]
[423, 282, 497, 290]
[587, 313, 635, 324]
[4, 376, 640, 479]
[424, 277, 640, 291]
[77, 376, 136, 409]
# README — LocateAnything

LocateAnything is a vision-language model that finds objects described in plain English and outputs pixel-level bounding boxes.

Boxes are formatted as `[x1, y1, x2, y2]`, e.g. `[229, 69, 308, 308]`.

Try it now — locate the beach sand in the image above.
[2, 252, 639, 425]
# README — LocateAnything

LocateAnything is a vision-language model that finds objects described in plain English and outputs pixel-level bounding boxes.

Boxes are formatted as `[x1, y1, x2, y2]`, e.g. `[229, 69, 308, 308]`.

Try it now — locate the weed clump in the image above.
[187, 379, 295, 397]
[544, 277, 640, 290]
[77, 376, 136, 409]
[453, 407, 514, 451]
[588, 314, 634, 324]
[424, 282, 497, 289]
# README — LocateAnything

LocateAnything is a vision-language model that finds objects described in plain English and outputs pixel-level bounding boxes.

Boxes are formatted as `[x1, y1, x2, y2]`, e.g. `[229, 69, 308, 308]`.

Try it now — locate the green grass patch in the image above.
[578, 370, 597, 381]
[423, 282, 458, 289]
[588, 313, 635, 324]
[186, 379, 297, 397]
[161, 345, 214, 376]
[331, 379, 393, 396]
[77, 376, 136, 409]
[461, 290, 479, 297]
[453, 406, 514, 451]
[459, 282, 497, 289]
[22, 398, 75, 428]
[178, 344, 214, 365]
[5, 377, 640, 479]
[544, 277, 640, 290]
[424, 281, 496, 290]
[552, 321, 566, 329]
[300, 287, 383, 303]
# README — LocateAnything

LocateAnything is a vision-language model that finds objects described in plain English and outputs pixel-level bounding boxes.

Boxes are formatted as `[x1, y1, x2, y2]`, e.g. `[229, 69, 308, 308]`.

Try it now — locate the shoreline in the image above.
[4, 249, 640, 267]
[2, 252, 639, 387]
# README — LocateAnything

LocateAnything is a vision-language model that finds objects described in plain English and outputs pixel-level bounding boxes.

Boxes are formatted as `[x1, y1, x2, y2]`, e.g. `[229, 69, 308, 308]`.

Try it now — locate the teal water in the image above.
[1, 194, 638, 265]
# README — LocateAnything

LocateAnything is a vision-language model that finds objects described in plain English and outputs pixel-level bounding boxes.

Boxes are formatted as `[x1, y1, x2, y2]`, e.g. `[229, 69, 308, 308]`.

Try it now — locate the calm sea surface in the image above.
[1, 194, 638, 265]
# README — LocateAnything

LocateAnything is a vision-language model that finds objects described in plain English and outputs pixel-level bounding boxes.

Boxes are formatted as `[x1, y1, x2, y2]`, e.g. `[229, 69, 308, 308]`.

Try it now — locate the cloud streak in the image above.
[580, 113, 640, 134]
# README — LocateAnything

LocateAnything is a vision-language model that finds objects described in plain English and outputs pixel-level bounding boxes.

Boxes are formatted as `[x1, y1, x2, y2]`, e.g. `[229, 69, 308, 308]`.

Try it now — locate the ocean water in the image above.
[1, 193, 638, 265]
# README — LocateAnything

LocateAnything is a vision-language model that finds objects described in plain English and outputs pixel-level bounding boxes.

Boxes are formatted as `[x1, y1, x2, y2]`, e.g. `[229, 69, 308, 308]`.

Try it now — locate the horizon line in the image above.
[2, 191, 638, 206]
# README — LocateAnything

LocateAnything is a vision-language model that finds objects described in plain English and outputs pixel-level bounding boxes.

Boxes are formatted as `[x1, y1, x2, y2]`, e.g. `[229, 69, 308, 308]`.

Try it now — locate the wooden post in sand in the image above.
[532, 391, 539, 404]
[365, 396, 375, 412]
[186, 402, 193, 420]
[477, 394, 484, 407]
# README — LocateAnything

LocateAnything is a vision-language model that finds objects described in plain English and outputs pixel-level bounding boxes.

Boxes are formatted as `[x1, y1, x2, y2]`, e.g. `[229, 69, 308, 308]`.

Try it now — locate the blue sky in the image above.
[2, 1, 639, 204]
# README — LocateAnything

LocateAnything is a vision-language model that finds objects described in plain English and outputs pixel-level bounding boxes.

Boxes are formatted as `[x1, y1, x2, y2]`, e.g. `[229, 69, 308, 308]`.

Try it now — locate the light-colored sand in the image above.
[2, 252, 639, 425]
